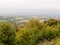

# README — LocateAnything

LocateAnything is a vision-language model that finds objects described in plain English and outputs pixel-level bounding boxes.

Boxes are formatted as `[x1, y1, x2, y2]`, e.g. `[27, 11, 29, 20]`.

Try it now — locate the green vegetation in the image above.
[53, 38, 60, 45]
[0, 22, 16, 45]
[0, 19, 60, 45]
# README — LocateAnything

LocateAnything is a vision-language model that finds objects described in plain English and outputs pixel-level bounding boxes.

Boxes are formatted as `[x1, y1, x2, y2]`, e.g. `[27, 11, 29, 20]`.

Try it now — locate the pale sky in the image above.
[0, 0, 60, 16]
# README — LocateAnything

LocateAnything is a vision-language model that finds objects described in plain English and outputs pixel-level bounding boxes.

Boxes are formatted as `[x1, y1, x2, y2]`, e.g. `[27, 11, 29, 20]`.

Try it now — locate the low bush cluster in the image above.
[14, 19, 60, 45]
[0, 19, 60, 45]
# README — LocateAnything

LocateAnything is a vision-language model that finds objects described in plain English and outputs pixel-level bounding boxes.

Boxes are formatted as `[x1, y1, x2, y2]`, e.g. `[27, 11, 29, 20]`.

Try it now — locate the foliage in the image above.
[0, 22, 16, 45]
[14, 19, 44, 45]
[41, 26, 60, 40]
[0, 19, 60, 45]
[53, 38, 60, 45]
[45, 19, 57, 26]
[14, 19, 60, 45]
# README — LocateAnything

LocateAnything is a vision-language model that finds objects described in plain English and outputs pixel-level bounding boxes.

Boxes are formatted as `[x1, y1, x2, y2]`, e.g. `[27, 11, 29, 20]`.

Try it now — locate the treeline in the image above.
[0, 19, 60, 45]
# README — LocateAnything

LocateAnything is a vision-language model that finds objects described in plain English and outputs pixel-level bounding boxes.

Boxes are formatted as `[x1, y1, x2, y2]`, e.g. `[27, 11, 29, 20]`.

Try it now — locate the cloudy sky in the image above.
[0, 0, 60, 16]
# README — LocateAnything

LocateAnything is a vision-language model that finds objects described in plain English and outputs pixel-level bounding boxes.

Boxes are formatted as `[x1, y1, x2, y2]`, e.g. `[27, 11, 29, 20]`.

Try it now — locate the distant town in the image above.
[0, 15, 60, 27]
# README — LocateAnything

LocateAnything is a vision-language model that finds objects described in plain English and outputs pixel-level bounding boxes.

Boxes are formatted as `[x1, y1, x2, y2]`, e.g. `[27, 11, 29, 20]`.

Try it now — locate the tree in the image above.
[0, 22, 16, 45]
[45, 19, 57, 26]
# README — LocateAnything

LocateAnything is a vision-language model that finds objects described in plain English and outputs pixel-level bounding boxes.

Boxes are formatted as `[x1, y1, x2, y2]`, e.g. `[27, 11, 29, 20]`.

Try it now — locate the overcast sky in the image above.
[0, 0, 60, 16]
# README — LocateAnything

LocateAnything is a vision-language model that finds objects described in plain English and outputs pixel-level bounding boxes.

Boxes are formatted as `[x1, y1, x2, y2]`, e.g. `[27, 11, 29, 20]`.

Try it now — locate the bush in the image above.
[14, 19, 60, 45]
[53, 38, 60, 45]
[14, 19, 44, 45]
[0, 43, 4, 45]
[0, 22, 16, 45]
[0, 19, 60, 45]
[45, 19, 57, 26]
[41, 26, 60, 40]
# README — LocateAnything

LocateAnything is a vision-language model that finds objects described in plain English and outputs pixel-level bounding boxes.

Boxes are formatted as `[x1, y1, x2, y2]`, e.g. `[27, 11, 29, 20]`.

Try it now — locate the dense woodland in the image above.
[0, 19, 60, 45]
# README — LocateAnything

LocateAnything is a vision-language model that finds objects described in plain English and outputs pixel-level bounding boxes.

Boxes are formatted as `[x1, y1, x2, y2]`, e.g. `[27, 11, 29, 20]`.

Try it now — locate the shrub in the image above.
[53, 38, 60, 45]
[14, 19, 60, 45]
[0, 19, 59, 45]
[14, 19, 44, 45]
[45, 19, 57, 26]
[41, 26, 60, 40]
[0, 22, 16, 45]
